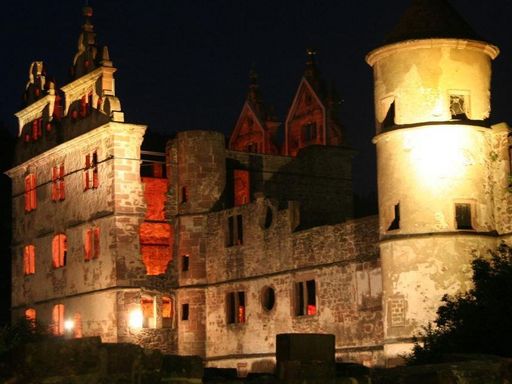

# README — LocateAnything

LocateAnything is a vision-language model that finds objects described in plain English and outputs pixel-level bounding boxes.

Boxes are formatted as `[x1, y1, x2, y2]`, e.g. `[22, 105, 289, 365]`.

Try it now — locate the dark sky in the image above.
[1, 1, 511, 195]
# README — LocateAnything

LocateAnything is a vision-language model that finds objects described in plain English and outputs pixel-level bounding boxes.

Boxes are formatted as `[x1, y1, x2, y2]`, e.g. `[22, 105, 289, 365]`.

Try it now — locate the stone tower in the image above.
[366, 0, 510, 361]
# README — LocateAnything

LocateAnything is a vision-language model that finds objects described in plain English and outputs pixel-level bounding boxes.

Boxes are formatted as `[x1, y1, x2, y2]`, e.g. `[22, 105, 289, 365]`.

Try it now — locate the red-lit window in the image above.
[23, 245, 35, 275]
[52, 304, 64, 336]
[234, 170, 250, 206]
[227, 291, 246, 324]
[24, 174, 37, 212]
[79, 93, 92, 118]
[31, 118, 42, 141]
[84, 151, 99, 190]
[295, 280, 317, 316]
[162, 296, 173, 328]
[84, 227, 100, 261]
[51, 165, 65, 201]
[52, 234, 67, 268]
[152, 163, 163, 178]
[25, 308, 36, 325]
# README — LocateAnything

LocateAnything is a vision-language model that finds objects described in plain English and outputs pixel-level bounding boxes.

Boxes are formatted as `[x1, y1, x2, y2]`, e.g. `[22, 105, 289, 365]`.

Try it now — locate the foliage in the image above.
[0, 317, 49, 361]
[408, 243, 512, 365]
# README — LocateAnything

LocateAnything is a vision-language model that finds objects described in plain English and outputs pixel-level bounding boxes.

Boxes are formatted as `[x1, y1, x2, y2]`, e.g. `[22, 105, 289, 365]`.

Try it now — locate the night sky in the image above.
[0, 1, 511, 323]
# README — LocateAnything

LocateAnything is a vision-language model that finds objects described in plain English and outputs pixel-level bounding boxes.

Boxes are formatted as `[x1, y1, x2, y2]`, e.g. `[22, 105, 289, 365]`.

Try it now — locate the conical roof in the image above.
[383, 0, 485, 45]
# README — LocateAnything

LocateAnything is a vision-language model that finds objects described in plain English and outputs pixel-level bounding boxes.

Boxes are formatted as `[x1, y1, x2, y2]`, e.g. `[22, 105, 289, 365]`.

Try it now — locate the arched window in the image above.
[52, 234, 67, 268]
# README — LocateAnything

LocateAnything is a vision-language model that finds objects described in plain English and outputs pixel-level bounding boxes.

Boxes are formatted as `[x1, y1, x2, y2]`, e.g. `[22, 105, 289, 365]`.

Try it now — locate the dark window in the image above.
[226, 214, 243, 247]
[295, 280, 316, 316]
[388, 203, 400, 231]
[181, 304, 189, 321]
[450, 95, 468, 119]
[181, 186, 188, 204]
[227, 291, 246, 324]
[182, 254, 189, 272]
[455, 203, 473, 230]
[261, 286, 275, 311]
[246, 142, 258, 153]
[302, 123, 317, 142]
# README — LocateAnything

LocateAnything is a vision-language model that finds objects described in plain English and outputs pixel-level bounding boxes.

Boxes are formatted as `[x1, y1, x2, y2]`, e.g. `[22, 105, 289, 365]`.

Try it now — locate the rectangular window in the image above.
[25, 308, 36, 324]
[84, 227, 100, 261]
[181, 303, 189, 321]
[51, 165, 65, 201]
[181, 186, 188, 204]
[356, 266, 383, 309]
[226, 214, 243, 247]
[162, 296, 173, 328]
[23, 245, 35, 275]
[449, 93, 469, 119]
[234, 170, 250, 206]
[141, 296, 156, 328]
[227, 291, 246, 324]
[52, 304, 64, 336]
[455, 203, 473, 230]
[84, 151, 99, 190]
[387, 203, 400, 231]
[24, 174, 37, 212]
[31, 118, 42, 141]
[182, 254, 189, 272]
[295, 279, 316, 316]
[52, 234, 67, 268]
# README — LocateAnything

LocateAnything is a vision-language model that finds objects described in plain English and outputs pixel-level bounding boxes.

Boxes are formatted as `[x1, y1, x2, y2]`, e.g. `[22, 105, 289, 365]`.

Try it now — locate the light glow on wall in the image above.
[128, 309, 143, 329]
[64, 319, 75, 331]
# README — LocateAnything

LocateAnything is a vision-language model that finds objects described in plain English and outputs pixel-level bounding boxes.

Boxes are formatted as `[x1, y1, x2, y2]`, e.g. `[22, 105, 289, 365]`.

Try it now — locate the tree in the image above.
[408, 243, 512, 365]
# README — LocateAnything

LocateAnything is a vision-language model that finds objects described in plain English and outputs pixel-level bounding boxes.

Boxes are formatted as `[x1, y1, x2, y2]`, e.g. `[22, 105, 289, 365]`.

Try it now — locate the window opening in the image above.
[24, 245, 35, 275]
[52, 234, 67, 268]
[24, 174, 37, 212]
[182, 255, 189, 272]
[261, 286, 275, 311]
[450, 94, 468, 119]
[226, 214, 243, 246]
[52, 304, 64, 336]
[84, 151, 99, 190]
[234, 170, 250, 206]
[181, 303, 189, 321]
[295, 279, 316, 316]
[455, 203, 473, 230]
[162, 296, 172, 328]
[227, 291, 246, 324]
[84, 227, 100, 261]
[388, 203, 400, 231]
[51, 165, 65, 201]
[302, 123, 317, 142]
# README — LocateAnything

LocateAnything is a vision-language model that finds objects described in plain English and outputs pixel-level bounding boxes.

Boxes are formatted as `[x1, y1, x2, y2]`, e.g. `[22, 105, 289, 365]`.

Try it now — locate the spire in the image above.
[71, 5, 99, 79]
[383, 0, 484, 46]
[247, 66, 261, 105]
[304, 48, 319, 81]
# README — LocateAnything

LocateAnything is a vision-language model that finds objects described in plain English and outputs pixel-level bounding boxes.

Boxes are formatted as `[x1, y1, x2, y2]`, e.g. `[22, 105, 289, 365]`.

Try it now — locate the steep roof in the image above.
[383, 0, 485, 45]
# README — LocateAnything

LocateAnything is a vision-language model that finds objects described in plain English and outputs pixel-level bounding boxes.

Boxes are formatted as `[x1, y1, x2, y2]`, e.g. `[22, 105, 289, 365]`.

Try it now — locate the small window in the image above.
[455, 203, 473, 230]
[295, 279, 316, 316]
[52, 234, 67, 268]
[84, 227, 100, 261]
[162, 296, 173, 328]
[227, 291, 246, 324]
[31, 118, 42, 141]
[73, 313, 83, 338]
[52, 304, 64, 336]
[181, 303, 189, 321]
[24, 174, 37, 212]
[226, 214, 243, 247]
[182, 255, 190, 272]
[302, 123, 317, 142]
[141, 296, 156, 328]
[51, 165, 65, 201]
[261, 286, 275, 312]
[181, 186, 188, 204]
[246, 142, 258, 153]
[84, 151, 99, 190]
[388, 203, 400, 231]
[450, 94, 469, 119]
[23, 245, 35, 275]
[234, 170, 250, 207]
[25, 308, 36, 325]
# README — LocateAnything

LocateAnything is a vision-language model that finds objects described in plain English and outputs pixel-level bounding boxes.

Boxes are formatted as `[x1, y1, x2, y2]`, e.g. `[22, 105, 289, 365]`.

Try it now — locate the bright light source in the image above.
[128, 309, 143, 329]
[64, 319, 74, 331]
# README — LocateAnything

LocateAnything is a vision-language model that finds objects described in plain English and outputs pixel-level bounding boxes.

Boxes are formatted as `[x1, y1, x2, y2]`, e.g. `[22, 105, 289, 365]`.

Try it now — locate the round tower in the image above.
[366, 0, 500, 361]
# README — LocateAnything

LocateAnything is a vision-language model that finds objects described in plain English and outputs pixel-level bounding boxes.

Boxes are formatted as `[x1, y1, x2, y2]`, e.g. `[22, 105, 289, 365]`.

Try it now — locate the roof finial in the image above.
[304, 48, 319, 80]
[247, 65, 260, 104]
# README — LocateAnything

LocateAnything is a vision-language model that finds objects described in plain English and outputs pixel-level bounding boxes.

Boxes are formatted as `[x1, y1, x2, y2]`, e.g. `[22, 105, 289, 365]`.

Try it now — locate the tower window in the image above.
[23, 245, 35, 275]
[234, 170, 250, 206]
[52, 234, 67, 268]
[182, 254, 190, 272]
[25, 308, 36, 325]
[226, 214, 243, 247]
[84, 151, 99, 190]
[455, 203, 473, 230]
[246, 142, 258, 153]
[24, 174, 37, 212]
[388, 203, 400, 231]
[181, 303, 189, 321]
[227, 291, 246, 324]
[294, 279, 316, 316]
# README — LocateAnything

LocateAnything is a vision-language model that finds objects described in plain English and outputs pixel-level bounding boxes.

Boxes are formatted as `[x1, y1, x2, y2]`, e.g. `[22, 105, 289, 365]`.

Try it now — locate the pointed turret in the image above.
[71, 6, 99, 79]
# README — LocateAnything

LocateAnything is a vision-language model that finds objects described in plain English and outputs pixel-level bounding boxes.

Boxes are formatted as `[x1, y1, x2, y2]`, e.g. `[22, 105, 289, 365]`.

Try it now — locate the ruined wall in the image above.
[204, 205, 382, 368]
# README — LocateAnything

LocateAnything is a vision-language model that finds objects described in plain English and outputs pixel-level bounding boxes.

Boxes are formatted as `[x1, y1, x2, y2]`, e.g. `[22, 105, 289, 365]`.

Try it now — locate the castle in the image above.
[6, 0, 512, 372]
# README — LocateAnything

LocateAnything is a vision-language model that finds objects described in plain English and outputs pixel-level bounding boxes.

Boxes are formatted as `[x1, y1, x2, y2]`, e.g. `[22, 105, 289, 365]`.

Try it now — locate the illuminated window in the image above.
[455, 203, 473, 230]
[52, 304, 64, 336]
[182, 254, 189, 272]
[227, 291, 246, 324]
[25, 308, 36, 325]
[31, 118, 42, 141]
[295, 279, 316, 316]
[52, 234, 67, 268]
[23, 245, 35, 275]
[181, 303, 189, 321]
[51, 165, 65, 201]
[79, 93, 92, 118]
[84, 151, 99, 190]
[302, 122, 317, 142]
[387, 203, 400, 231]
[226, 214, 243, 247]
[141, 296, 156, 328]
[24, 174, 37, 212]
[234, 170, 250, 206]
[162, 296, 173, 328]
[84, 227, 100, 261]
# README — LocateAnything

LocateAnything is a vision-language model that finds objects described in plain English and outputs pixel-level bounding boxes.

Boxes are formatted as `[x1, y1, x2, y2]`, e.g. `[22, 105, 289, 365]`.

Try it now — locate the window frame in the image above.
[52, 234, 67, 268]
[23, 245, 36, 275]
[24, 173, 37, 212]
[294, 279, 317, 317]
[226, 291, 246, 325]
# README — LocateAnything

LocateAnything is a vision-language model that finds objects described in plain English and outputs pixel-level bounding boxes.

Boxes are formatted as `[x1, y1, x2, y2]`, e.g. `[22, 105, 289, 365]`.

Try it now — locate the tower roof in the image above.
[383, 0, 485, 45]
